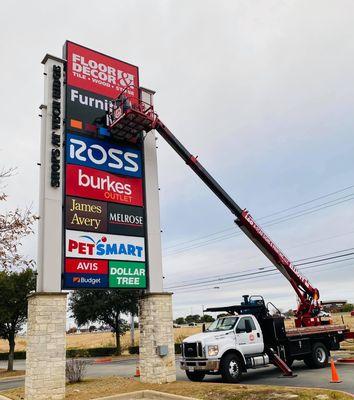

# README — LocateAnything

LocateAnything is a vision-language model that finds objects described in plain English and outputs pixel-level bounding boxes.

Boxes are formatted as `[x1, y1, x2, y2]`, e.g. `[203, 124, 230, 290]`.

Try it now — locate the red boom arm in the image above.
[107, 90, 322, 327]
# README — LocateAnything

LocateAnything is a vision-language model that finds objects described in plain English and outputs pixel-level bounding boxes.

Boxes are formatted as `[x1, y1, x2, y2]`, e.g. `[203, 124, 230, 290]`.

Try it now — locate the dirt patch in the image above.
[1, 376, 352, 400]
[0, 369, 25, 379]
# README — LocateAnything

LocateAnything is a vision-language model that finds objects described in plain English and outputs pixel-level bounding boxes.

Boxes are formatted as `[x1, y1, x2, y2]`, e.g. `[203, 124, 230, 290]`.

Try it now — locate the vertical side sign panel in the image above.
[37, 55, 65, 292]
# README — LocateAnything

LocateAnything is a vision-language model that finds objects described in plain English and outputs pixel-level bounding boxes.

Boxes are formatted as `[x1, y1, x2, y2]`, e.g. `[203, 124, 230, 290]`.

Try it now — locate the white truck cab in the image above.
[181, 314, 269, 383]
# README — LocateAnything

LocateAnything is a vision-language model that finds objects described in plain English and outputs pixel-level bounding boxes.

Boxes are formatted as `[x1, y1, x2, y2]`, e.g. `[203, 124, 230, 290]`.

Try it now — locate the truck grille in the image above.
[183, 342, 203, 358]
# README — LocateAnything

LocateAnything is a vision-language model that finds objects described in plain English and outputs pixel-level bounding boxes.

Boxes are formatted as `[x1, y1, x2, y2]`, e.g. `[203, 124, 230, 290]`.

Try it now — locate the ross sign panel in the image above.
[66, 133, 142, 178]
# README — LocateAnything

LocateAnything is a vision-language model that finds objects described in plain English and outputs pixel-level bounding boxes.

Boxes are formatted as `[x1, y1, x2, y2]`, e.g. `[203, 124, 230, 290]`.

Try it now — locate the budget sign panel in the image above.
[64, 273, 108, 288]
[66, 133, 142, 178]
[66, 164, 143, 206]
[66, 230, 145, 262]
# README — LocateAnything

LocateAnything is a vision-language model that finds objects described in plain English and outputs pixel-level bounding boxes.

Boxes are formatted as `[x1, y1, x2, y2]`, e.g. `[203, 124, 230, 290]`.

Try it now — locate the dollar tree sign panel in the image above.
[62, 41, 147, 290]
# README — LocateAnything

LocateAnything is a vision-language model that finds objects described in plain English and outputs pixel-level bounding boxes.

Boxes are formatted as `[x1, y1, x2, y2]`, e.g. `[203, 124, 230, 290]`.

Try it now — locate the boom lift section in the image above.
[107, 89, 320, 328]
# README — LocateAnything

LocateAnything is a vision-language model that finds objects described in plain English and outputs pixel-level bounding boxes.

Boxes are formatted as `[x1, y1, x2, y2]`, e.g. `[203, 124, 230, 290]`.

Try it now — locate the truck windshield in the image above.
[206, 317, 239, 332]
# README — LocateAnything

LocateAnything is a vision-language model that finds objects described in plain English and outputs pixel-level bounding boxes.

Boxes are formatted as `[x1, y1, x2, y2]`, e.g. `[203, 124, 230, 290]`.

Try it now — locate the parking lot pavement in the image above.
[1, 358, 353, 395]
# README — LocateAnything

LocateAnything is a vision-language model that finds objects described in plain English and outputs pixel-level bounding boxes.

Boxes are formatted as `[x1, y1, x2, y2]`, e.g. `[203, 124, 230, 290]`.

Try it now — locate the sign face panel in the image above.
[62, 42, 146, 290]
[66, 41, 139, 99]
[66, 164, 143, 206]
[66, 133, 142, 178]
[108, 203, 144, 236]
[66, 196, 107, 232]
[64, 273, 108, 288]
[66, 230, 145, 262]
[65, 258, 108, 274]
[109, 261, 146, 288]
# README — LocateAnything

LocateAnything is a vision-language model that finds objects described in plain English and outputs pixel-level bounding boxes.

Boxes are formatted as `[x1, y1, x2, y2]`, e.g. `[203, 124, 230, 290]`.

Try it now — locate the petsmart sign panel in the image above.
[65, 230, 145, 262]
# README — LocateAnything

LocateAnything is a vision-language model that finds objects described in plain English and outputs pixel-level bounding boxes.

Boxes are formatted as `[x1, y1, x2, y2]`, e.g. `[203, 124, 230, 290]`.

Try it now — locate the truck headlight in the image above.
[208, 345, 219, 356]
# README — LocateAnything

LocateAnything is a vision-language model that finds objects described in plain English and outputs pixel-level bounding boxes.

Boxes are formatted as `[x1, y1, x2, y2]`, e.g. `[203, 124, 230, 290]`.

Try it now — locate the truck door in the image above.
[235, 316, 263, 355]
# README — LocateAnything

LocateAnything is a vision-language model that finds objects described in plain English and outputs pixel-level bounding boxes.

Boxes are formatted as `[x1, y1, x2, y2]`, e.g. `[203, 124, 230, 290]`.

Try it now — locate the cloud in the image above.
[0, 1, 353, 317]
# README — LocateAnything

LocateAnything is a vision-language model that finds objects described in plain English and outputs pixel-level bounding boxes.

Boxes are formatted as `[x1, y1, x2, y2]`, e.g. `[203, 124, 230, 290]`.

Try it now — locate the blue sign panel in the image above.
[66, 133, 142, 178]
[64, 273, 108, 288]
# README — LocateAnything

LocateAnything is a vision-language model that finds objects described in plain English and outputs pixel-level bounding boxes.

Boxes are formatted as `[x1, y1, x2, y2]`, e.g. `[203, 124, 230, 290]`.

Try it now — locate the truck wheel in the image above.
[285, 356, 294, 368]
[185, 370, 205, 382]
[221, 353, 243, 383]
[304, 342, 329, 369]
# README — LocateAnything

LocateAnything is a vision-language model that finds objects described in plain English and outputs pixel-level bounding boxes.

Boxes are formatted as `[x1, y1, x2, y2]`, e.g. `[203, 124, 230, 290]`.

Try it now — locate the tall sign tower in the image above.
[25, 43, 175, 400]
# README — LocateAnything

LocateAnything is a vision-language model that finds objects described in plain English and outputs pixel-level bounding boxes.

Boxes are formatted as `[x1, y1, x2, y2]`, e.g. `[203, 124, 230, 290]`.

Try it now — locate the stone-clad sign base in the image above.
[25, 293, 67, 400]
[139, 293, 176, 384]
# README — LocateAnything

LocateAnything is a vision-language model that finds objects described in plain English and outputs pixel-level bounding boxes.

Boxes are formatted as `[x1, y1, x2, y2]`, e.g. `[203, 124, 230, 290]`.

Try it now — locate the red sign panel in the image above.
[66, 41, 139, 99]
[65, 258, 108, 275]
[66, 164, 143, 206]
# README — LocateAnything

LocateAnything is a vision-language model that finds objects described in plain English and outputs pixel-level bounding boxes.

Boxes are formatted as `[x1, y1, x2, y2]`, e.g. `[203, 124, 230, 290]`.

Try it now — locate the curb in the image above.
[337, 358, 354, 364]
[93, 390, 197, 400]
[0, 374, 25, 382]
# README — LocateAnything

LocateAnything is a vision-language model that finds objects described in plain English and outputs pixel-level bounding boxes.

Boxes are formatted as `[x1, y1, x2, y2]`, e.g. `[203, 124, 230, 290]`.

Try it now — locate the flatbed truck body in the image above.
[179, 296, 352, 382]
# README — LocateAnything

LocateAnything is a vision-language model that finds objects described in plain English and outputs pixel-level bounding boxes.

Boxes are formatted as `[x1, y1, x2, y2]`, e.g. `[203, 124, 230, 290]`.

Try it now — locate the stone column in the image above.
[139, 292, 176, 383]
[25, 293, 67, 400]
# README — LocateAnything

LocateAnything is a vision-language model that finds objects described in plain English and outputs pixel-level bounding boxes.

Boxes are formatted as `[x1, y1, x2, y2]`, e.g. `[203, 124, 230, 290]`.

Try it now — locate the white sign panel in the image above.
[65, 230, 145, 262]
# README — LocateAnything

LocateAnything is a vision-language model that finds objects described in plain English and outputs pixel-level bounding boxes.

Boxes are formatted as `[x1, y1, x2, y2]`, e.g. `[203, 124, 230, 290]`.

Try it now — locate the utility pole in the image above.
[130, 313, 135, 347]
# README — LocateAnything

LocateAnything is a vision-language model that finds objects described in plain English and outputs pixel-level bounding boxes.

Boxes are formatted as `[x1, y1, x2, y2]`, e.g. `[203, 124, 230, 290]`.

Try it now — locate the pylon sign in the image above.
[62, 41, 147, 290]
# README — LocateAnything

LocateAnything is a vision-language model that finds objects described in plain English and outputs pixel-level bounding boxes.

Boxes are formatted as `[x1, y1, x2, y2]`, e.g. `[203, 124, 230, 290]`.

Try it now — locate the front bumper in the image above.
[180, 358, 220, 371]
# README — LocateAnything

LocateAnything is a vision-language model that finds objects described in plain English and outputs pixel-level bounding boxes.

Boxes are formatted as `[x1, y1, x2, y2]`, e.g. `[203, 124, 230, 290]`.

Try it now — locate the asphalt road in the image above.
[1, 358, 353, 395]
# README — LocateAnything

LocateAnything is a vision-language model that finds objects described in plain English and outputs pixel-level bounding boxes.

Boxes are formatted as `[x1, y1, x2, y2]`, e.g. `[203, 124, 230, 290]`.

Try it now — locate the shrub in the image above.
[128, 345, 139, 354]
[66, 358, 88, 383]
[0, 351, 26, 360]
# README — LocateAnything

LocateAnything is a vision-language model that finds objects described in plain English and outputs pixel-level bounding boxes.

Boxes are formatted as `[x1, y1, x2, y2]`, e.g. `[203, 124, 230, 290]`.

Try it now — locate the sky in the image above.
[0, 0, 353, 320]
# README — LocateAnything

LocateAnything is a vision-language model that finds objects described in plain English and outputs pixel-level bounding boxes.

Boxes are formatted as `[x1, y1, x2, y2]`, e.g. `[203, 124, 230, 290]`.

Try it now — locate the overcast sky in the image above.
[1, 0, 354, 319]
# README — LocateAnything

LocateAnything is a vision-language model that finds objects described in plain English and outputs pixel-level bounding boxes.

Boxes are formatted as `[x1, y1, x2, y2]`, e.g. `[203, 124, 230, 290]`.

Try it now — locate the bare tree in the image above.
[0, 168, 37, 269]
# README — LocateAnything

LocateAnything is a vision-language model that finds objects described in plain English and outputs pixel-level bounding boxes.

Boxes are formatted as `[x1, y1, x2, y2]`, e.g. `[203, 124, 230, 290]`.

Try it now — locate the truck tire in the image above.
[221, 353, 243, 383]
[285, 356, 294, 368]
[304, 342, 329, 369]
[185, 370, 205, 382]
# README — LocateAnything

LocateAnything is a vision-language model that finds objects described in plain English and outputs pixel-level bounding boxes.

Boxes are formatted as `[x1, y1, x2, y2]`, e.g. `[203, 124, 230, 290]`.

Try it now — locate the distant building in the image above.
[321, 300, 347, 313]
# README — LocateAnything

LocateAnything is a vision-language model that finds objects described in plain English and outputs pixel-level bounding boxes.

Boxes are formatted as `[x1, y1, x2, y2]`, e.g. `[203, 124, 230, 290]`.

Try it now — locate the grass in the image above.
[0, 326, 201, 353]
[2, 376, 353, 400]
[0, 369, 25, 379]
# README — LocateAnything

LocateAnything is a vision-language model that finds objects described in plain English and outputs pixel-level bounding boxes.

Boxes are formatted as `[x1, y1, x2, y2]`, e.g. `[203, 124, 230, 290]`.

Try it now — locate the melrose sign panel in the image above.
[62, 42, 146, 290]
